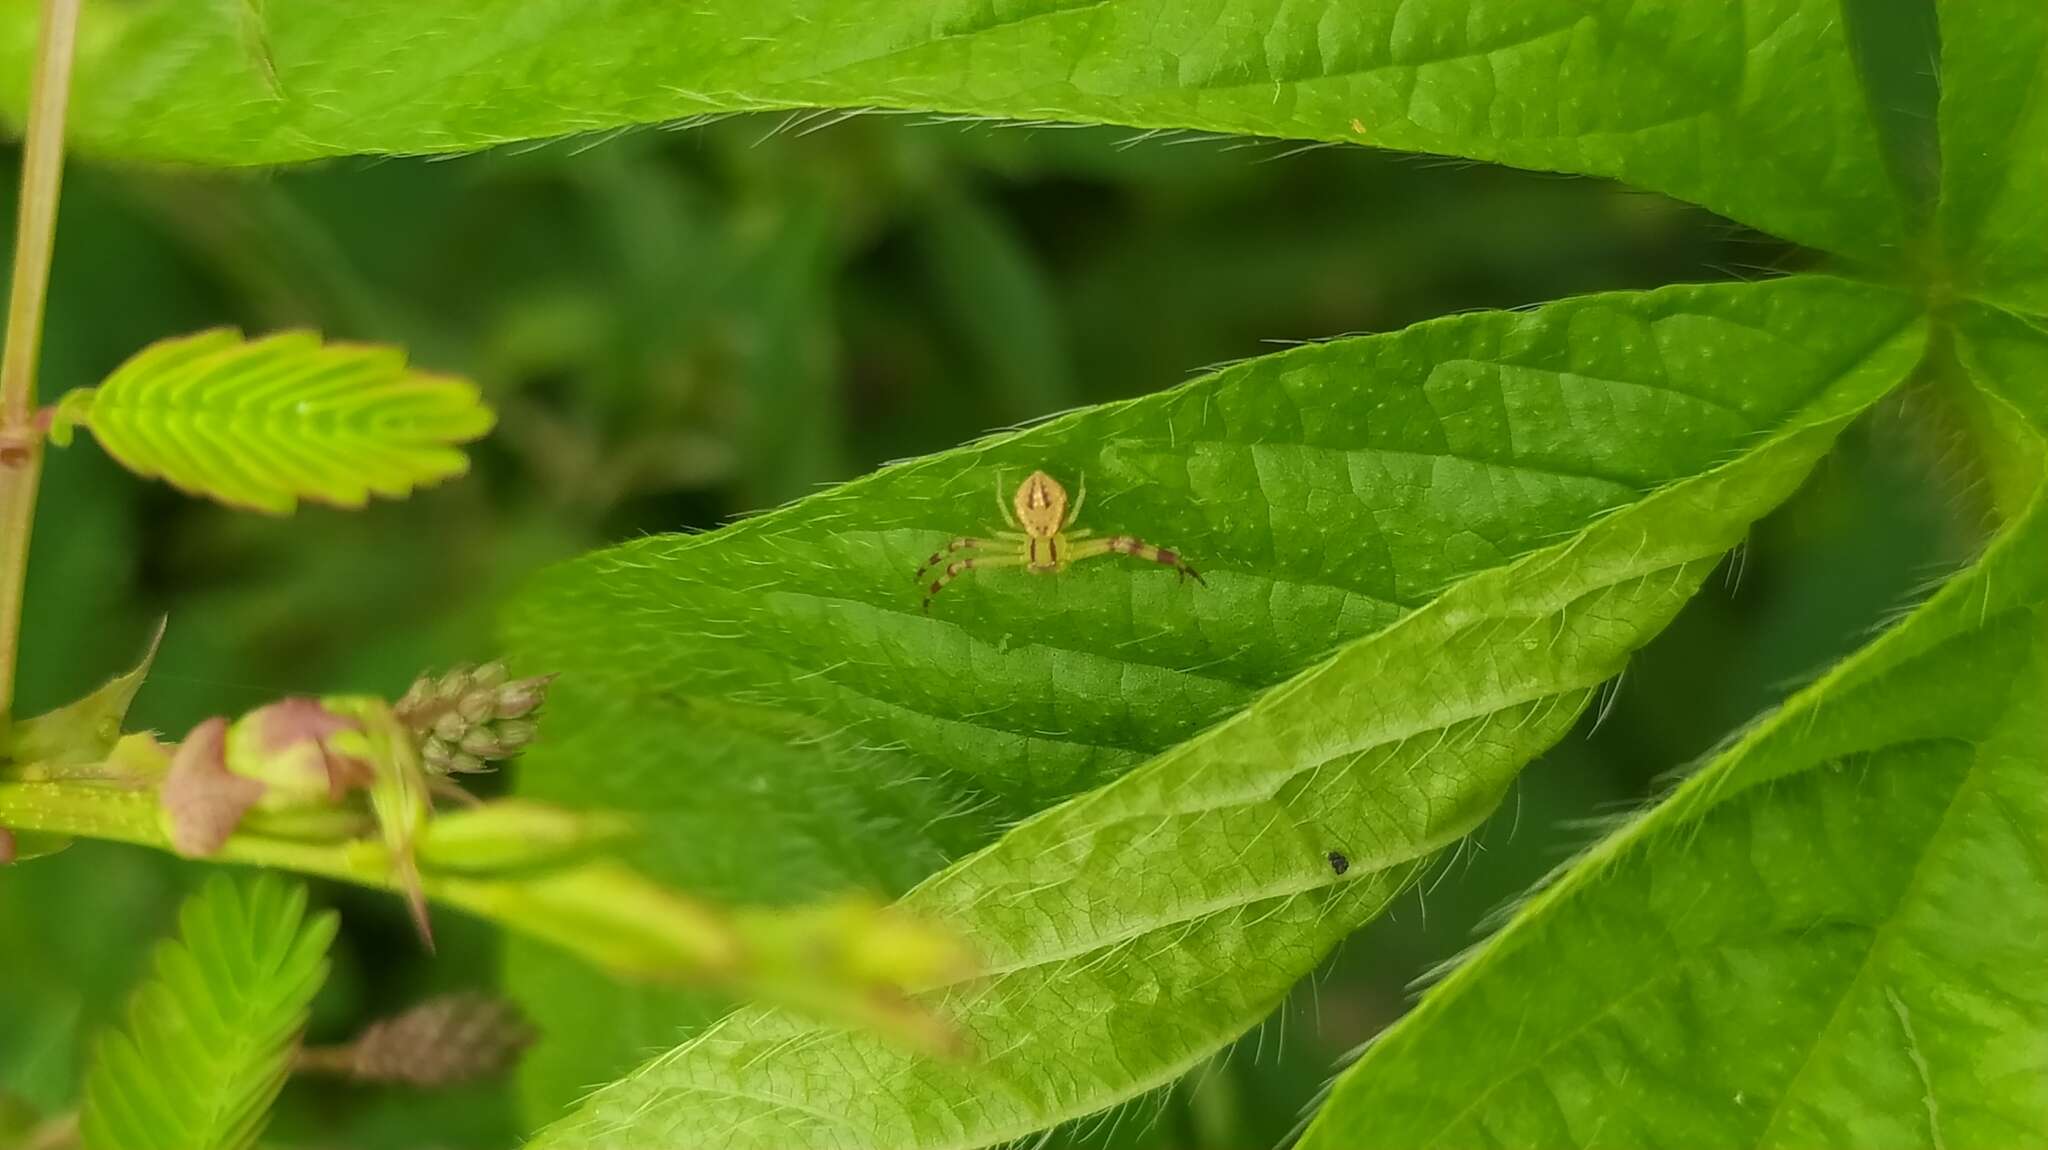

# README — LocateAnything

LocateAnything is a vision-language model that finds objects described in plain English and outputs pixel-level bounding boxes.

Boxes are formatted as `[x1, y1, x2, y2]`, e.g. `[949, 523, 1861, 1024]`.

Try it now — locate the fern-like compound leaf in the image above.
[52, 328, 493, 514]
[78, 874, 337, 1150]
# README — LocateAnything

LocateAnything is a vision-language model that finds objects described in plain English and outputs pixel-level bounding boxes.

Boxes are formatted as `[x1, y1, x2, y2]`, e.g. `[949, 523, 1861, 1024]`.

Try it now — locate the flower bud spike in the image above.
[436, 666, 474, 699]
[457, 692, 494, 724]
[398, 668, 437, 706]
[493, 719, 538, 752]
[491, 674, 553, 720]
[297, 994, 533, 1086]
[458, 728, 504, 757]
[421, 737, 455, 773]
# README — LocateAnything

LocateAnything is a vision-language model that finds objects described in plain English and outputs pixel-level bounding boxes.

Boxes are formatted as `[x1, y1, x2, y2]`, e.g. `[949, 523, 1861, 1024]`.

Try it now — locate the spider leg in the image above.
[1067, 534, 1207, 586]
[915, 537, 989, 584]
[1067, 472, 1087, 528]
[923, 549, 1030, 612]
[997, 473, 1020, 530]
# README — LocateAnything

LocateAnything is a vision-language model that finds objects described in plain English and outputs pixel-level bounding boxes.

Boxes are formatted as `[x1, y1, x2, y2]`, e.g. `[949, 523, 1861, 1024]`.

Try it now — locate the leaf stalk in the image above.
[0, 0, 80, 722]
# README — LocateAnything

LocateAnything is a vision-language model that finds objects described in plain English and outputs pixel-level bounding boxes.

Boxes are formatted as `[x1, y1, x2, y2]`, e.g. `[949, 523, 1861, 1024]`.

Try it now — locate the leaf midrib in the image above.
[1747, 742, 1987, 1149]
[1355, 501, 2042, 1150]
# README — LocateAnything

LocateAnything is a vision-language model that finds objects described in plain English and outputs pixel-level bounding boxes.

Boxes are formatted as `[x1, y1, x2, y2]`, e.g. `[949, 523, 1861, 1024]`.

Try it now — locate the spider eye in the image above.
[1326, 850, 1350, 876]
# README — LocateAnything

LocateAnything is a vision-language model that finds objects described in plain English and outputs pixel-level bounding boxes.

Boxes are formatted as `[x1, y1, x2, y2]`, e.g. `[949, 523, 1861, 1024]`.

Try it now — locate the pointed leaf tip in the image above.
[4, 621, 163, 764]
[63, 328, 493, 514]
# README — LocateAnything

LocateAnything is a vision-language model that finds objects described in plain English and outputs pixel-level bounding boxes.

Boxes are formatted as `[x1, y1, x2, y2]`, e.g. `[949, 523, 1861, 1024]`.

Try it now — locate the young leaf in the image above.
[16, 1, 1904, 264]
[1295, 308, 2048, 1150]
[78, 874, 337, 1150]
[2, 621, 161, 764]
[49, 328, 493, 514]
[512, 276, 1927, 1145]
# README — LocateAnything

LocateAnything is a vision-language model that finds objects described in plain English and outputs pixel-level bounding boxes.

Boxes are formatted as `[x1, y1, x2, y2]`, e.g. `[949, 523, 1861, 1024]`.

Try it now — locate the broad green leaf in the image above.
[512, 276, 1922, 807]
[3, 621, 160, 763]
[79, 873, 336, 1150]
[506, 695, 986, 1116]
[49, 328, 494, 514]
[509, 275, 1925, 1144]
[1294, 307, 2048, 1149]
[14, 1, 1904, 264]
[1938, 0, 2048, 313]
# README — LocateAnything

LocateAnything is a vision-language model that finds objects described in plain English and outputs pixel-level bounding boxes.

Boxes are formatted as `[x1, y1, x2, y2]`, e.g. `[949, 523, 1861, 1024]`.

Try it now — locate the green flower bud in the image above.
[225, 698, 373, 810]
[418, 800, 635, 873]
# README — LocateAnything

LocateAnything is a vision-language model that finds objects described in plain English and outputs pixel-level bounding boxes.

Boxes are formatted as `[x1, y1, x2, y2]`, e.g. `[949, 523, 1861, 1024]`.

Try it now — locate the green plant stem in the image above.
[0, 778, 666, 949]
[0, 0, 80, 722]
[0, 777, 961, 1051]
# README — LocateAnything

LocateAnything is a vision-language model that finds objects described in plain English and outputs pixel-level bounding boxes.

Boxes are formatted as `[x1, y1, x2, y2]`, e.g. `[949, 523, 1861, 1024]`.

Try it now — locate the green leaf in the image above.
[50, 328, 494, 514]
[3, 621, 162, 764]
[18, 1, 1904, 264]
[513, 276, 1922, 805]
[505, 695, 984, 1116]
[1292, 308, 2048, 1149]
[510, 275, 1926, 1145]
[1937, 0, 2048, 313]
[79, 873, 337, 1150]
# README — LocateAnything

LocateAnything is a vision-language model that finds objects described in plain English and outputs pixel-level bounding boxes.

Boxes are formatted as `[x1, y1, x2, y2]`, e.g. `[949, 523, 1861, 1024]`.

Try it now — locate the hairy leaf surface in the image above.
[79, 874, 336, 1150]
[508, 276, 1925, 1142]
[7, 0, 1904, 263]
[50, 328, 493, 514]
[1296, 305, 2048, 1150]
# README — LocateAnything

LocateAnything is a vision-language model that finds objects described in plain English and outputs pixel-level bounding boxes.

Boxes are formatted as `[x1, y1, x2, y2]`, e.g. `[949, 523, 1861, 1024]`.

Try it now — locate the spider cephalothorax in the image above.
[915, 469, 1206, 611]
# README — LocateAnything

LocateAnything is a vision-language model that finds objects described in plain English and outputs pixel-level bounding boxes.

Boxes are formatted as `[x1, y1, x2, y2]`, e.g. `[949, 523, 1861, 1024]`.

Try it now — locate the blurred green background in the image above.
[0, 118, 1976, 1148]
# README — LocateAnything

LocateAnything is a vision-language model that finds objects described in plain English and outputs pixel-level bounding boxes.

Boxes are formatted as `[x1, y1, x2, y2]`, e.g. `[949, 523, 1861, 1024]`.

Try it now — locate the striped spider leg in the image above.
[915, 469, 1206, 612]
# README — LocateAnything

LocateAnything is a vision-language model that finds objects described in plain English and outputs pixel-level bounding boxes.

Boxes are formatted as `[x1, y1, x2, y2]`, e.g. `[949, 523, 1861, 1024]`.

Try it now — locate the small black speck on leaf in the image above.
[1326, 850, 1349, 876]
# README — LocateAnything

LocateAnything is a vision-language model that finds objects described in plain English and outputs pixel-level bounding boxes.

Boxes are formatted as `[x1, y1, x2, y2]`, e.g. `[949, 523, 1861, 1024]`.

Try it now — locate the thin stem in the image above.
[0, 456, 39, 723]
[0, 777, 709, 953]
[0, 0, 81, 722]
[0, 777, 961, 1052]
[0, 0, 75, 424]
